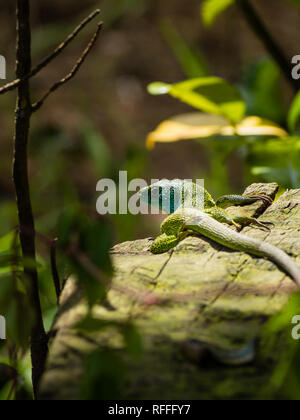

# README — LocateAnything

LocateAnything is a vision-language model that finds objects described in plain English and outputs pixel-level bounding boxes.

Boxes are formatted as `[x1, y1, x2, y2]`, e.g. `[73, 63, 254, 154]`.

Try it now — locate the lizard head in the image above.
[140, 179, 185, 214]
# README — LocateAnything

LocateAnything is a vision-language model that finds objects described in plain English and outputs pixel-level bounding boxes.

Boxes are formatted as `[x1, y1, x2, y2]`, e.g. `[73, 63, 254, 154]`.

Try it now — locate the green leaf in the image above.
[288, 90, 300, 133]
[148, 78, 246, 124]
[241, 58, 286, 123]
[147, 82, 171, 96]
[81, 122, 113, 177]
[0, 232, 17, 254]
[202, 0, 236, 27]
[160, 19, 209, 78]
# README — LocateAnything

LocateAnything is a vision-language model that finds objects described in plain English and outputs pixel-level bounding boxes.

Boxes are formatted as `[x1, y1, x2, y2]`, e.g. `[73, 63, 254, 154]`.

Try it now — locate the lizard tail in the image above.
[259, 243, 300, 288]
[184, 212, 300, 288]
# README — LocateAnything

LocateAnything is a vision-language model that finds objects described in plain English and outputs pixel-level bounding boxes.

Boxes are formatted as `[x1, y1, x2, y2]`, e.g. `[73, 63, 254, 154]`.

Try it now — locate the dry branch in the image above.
[32, 22, 103, 112]
[0, 9, 101, 96]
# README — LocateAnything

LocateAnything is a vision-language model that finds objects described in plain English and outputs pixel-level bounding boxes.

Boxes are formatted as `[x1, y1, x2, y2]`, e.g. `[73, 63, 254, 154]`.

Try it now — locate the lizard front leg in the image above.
[151, 213, 190, 254]
[216, 194, 273, 209]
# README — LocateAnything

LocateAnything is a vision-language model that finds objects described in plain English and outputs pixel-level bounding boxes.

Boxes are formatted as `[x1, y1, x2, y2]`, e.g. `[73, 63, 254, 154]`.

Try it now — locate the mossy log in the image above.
[40, 183, 300, 400]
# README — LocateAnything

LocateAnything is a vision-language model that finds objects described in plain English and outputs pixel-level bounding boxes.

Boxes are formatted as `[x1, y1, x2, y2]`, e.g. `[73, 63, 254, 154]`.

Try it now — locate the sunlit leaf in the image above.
[0, 232, 17, 254]
[237, 116, 288, 137]
[288, 90, 300, 133]
[146, 112, 288, 149]
[202, 0, 236, 27]
[147, 82, 171, 95]
[148, 77, 246, 124]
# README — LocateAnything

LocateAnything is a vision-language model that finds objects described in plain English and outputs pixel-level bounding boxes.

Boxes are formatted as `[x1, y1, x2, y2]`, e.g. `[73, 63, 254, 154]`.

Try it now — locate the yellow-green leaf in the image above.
[288, 90, 300, 133]
[148, 77, 246, 124]
[202, 0, 236, 27]
[147, 82, 171, 95]
[146, 112, 288, 149]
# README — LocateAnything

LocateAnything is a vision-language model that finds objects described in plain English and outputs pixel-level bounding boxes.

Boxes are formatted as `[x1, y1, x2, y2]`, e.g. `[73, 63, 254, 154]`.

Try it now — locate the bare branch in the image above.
[14, 0, 48, 398]
[32, 22, 102, 112]
[0, 9, 101, 96]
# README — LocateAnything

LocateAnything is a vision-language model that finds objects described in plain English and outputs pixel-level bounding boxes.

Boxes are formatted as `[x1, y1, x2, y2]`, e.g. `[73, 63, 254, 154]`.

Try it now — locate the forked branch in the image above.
[32, 22, 103, 112]
[0, 9, 101, 96]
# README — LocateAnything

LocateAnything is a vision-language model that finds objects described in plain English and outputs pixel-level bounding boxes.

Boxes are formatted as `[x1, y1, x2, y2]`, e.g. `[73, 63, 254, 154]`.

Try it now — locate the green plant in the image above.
[146, 0, 300, 190]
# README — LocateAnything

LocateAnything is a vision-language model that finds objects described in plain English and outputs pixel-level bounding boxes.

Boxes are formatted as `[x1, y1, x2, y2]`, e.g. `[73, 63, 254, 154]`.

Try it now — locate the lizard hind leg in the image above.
[150, 234, 180, 254]
[150, 232, 189, 254]
[233, 215, 274, 231]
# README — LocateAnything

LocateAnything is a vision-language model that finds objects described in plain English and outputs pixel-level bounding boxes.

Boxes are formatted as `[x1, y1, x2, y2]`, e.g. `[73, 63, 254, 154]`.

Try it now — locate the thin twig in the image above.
[50, 239, 61, 304]
[32, 22, 102, 112]
[238, 0, 300, 93]
[0, 9, 101, 96]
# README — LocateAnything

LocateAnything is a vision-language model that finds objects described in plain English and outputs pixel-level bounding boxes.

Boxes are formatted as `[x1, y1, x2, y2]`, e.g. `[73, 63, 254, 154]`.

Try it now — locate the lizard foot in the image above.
[233, 215, 274, 231]
[248, 218, 274, 231]
[243, 194, 274, 205]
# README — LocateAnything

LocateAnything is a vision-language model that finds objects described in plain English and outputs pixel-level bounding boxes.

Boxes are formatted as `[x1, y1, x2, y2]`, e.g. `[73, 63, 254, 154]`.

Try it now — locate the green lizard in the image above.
[140, 180, 300, 287]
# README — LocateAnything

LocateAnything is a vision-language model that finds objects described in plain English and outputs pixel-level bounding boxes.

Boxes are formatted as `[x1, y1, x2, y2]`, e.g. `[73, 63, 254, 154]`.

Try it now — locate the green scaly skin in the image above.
[140, 180, 300, 287]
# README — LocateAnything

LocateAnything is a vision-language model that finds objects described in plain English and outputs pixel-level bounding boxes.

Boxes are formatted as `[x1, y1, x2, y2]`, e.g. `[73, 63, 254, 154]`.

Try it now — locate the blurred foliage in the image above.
[148, 77, 247, 123]
[202, 0, 300, 28]
[147, 76, 300, 188]
[160, 19, 210, 79]
[262, 293, 300, 400]
[202, 0, 236, 27]
[77, 316, 143, 399]
[240, 58, 286, 124]
[0, 0, 300, 400]
[57, 207, 113, 307]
